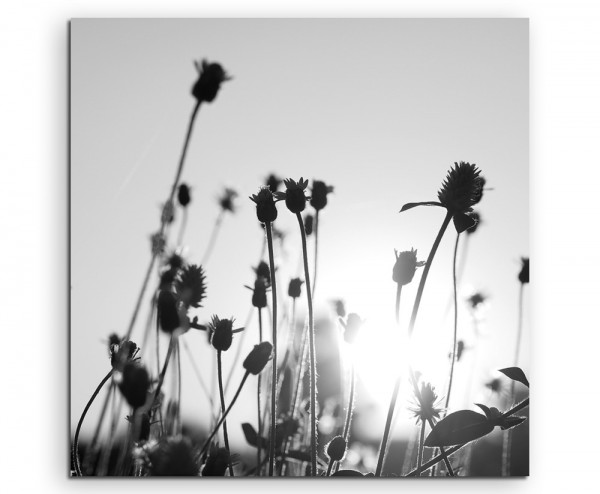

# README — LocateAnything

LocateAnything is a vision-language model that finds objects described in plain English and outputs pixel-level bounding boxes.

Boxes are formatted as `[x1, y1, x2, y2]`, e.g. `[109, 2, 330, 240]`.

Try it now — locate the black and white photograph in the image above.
[69, 18, 529, 477]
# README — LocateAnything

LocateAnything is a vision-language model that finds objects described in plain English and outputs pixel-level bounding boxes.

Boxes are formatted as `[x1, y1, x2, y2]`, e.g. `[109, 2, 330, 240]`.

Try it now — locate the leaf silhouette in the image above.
[286, 449, 311, 463]
[424, 410, 494, 447]
[498, 367, 529, 388]
[331, 469, 365, 477]
[399, 201, 443, 212]
[241, 423, 268, 449]
[499, 416, 527, 431]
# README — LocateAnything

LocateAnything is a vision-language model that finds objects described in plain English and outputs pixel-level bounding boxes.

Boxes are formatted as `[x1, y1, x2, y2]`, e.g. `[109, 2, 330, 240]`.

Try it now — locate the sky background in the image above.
[70, 19, 528, 456]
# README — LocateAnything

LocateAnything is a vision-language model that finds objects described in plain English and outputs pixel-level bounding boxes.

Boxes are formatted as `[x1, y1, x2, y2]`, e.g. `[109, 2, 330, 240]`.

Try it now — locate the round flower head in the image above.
[250, 186, 278, 223]
[176, 264, 207, 308]
[118, 362, 150, 409]
[518, 257, 529, 284]
[219, 187, 238, 213]
[253, 261, 271, 287]
[178, 183, 191, 207]
[409, 382, 443, 424]
[157, 290, 180, 333]
[278, 177, 309, 214]
[437, 162, 484, 215]
[340, 313, 363, 344]
[392, 248, 426, 286]
[304, 214, 314, 236]
[208, 315, 234, 352]
[288, 278, 304, 299]
[265, 173, 282, 193]
[243, 341, 273, 375]
[148, 436, 199, 476]
[310, 180, 334, 211]
[202, 445, 231, 476]
[326, 435, 347, 462]
[191, 59, 231, 104]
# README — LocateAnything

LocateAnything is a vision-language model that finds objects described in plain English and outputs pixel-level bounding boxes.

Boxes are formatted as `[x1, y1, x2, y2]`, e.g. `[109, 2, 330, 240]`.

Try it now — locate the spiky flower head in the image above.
[243, 341, 273, 375]
[118, 362, 150, 409]
[437, 162, 484, 215]
[178, 183, 191, 207]
[148, 436, 199, 476]
[219, 187, 238, 213]
[208, 315, 234, 352]
[277, 177, 309, 214]
[304, 214, 314, 236]
[409, 382, 443, 424]
[310, 180, 334, 211]
[265, 173, 282, 193]
[518, 257, 529, 284]
[250, 186, 278, 223]
[176, 264, 207, 308]
[202, 445, 231, 476]
[392, 248, 426, 286]
[253, 261, 271, 287]
[191, 59, 232, 104]
[326, 435, 347, 462]
[288, 278, 304, 299]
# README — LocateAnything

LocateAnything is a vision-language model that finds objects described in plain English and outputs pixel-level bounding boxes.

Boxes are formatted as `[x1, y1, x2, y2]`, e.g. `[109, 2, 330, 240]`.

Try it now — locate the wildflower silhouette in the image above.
[265, 173, 282, 193]
[202, 187, 239, 264]
[148, 436, 199, 476]
[276, 177, 318, 476]
[192, 59, 232, 103]
[409, 382, 444, 476]
[250, 185, 280, 476]
[325, 436, 347, 475]
[309, 180, 334, 294]
[304, 214, 314, 236]
[392, 248, 425, 324]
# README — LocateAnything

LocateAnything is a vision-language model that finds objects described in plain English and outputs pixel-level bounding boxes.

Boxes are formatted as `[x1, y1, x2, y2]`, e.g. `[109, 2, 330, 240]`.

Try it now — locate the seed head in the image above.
[393, 248, 426, 286]
[304, 214, 314, 236]
[191, 59, 231, 104]
[518, 257, 529, 284]
[253, 261, 271, 287]
[219, 187, 238, 213]
[250, 186, 278, 223]
[208, 315, 234, 352]
[150, 232, 166, 256]
[288, 278, 304, 299]
[118, 362, 150, 409]
[310, 180, 334, 211]
[326, 435, 347, 462]
[176, 264, 207, 308]
[409, 382, 443, 424]
[148, 436, 199, 476]
[278, 177, 309, 214]
[178, 183, 191, 207]
[437, 162, 484, 215]
[243, 341, 273, 375]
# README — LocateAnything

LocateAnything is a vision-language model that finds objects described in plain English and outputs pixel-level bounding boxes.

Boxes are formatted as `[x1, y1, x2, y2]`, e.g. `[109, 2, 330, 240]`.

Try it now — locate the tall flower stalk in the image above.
[309, 179, 333, 296]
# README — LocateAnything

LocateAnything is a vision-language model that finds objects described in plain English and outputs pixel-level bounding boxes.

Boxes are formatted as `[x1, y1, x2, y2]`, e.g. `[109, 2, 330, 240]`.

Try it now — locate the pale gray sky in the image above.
[71, 19, 528, 448]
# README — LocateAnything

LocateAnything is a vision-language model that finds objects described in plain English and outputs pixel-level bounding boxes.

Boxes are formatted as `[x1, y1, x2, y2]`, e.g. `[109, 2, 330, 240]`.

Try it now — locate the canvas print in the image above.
[70, 19, 529, 477]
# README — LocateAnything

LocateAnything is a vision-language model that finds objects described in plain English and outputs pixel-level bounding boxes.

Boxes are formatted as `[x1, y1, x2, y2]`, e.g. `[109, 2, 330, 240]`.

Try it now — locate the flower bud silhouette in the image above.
[178, 183, 191, 207]
[118, 362, 150, 409]
[202, 446, 231, 476]
[278, 177, 309, 213]
[304, 214, 314, 236]
[157, 290, 180, 333]
[243, 341, 273, 375]
[326, 435, 347, 462]
[209, 315, 234, 352]
[250, 277, 268, 309]
[150, 232, 166, 256]
[253, 261, 271, 286]
[288, 278, 304, 299]
[392, 248, 426, 286]
[148, 437, 199, 476]
[437, 162, 484, 215]
[518, 257, 529, 284]
[219, 187, 238, 213]
[191, 59, 231, 104]
[310, 180, 334, 211]
[250, 186, 278, 223]
[341, 313, 363, 344]
[265, 173, 282, 193]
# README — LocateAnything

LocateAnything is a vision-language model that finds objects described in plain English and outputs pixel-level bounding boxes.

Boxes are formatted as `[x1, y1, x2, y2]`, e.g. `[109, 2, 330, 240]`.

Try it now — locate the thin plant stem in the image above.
[395, 284, 402, 325]
[417, 420, 426, 477]
[153, 335, 176, 417]
[277, 298, 296, 388]
[339, 360, 356, 472]
[176, 339, 182, 435]
[296, 213, 317, 476]
[408, 398, 530, 477]
[200, 371, 250, 456]
[375, 377, 401, 476]
[401, 429, 417, 475]
[445, 233, 461, 411]
[265, 222, 278, 476]
[326, 458, 335, 477]
[201, 210, 224, 265]
[83, 381, 113, 468]
[181, 337, 217, 418]
[217, 350, 234, 476]
[312, 210, 319, 297]
[257, 307, 263, 476]
[502, 282, 526, 476]
[97, 386, 120, 476]
[72, 370, 113, 476]
[224, 305, 254, 394]
[408, 211, 453, 337]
